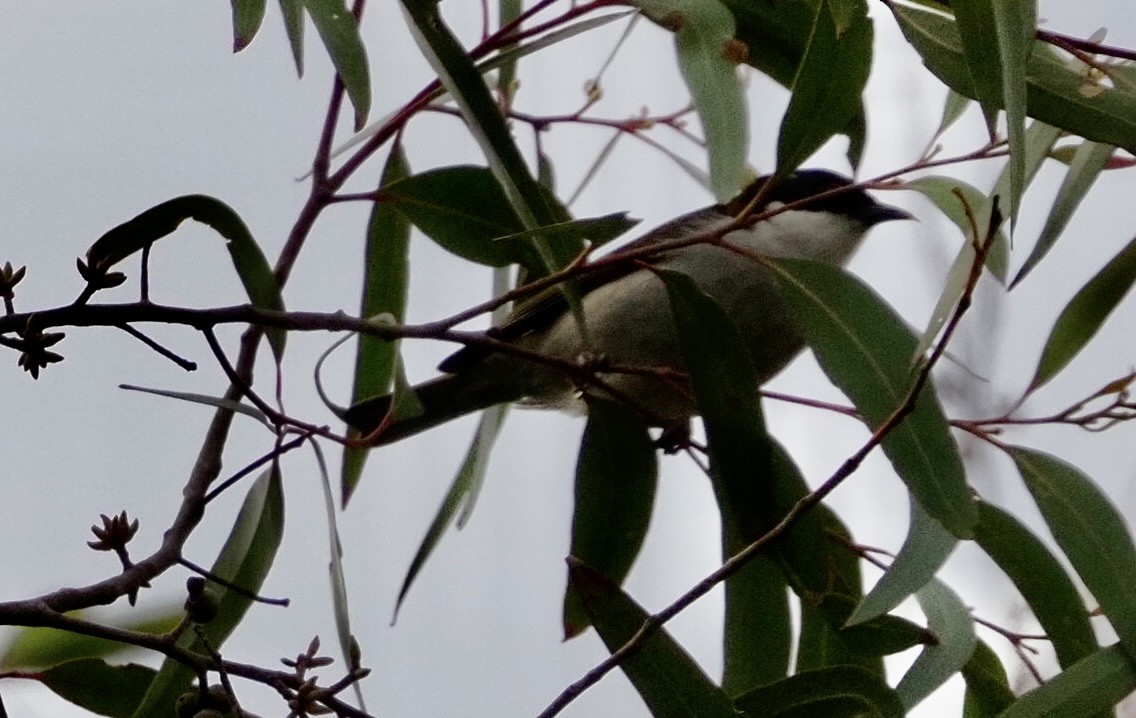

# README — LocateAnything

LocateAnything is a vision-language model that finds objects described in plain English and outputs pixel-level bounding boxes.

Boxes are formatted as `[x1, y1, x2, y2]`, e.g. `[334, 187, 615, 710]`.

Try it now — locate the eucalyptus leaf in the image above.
[895, 579, 977, 710]
[960, 640, 1014, 717]
[766, 258, 976, 538]
[848, 496, 957, 627]
[85, 194, 286, 360]
[40, 659, 157, 718]
[1026, 234, 1136, 394]
[999, 643, 1136, 718]
[230, 0, 267, 52]
[342, 145, 412, 502]
[1011, 446, 1136, 659]
[568, 560, 740, 718]
[563, 399, 658, 639]
[304, 0, 370, 129]
[734, 665, 905, 718]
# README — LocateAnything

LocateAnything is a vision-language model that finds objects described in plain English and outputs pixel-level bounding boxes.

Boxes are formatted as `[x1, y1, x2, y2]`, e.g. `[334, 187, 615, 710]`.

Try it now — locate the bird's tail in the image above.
[343, 374, 514, 446]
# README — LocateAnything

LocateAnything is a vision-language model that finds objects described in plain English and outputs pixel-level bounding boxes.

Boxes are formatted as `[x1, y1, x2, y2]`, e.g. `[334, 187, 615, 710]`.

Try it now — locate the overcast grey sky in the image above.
[3, 2, 1136, 716]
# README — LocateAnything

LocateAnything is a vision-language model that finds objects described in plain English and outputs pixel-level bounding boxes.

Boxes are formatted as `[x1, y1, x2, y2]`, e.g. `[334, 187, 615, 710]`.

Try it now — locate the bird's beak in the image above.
[868, 203, 915, 224]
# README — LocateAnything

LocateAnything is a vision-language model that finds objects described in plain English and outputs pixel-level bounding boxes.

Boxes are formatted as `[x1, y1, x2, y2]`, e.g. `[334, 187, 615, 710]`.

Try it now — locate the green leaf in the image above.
[776, 0, 872, 177]
[999, 643, 1136, 717]
[85, 194, 286, 360]
[895, 579, 977, 710]
[637, 0, 748, 200]
[230, 0, 267, 52]
[961, 640, 1014, 718]
[310, 440, 365, 709]
[304, 0, 370, 129]
[973, 501, 1096, 668]
[392, 404, 507, 620]
[1011, 447, 1136, 660]
[380, 165, 577, 273]
[39, 660, 156, 718]
[766, 258, 976, 537]
[494, 212, 640, 252]
[892, 4, 1136, 154]
[1026, 234, 1136, 394]
[400, 0, 569, 278]
[563, 400, 658, 639]
[905, 175, 1008, 291]
[1013, 140, 1113, 288]
[132, 467, 285, 718]
[568, 560, 739, 718]
[342, 146, 412, 502]
[656, 266, 791, 690]
[932, 90, 972, 142]
[1, 610, 181, 670]
[848, 496, 957, 626]
[278, 0, 304, 74]
[734, 666, 905, 718]
[118, 384, 271, 428]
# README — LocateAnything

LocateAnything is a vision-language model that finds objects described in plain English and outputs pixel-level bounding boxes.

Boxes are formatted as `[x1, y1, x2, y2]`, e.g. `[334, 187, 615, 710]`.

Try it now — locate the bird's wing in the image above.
[438, 207, 728, 374]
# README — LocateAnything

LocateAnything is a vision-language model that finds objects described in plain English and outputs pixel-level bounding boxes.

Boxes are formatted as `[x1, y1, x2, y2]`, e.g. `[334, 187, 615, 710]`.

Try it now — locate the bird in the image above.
[345, 169, 912, 444]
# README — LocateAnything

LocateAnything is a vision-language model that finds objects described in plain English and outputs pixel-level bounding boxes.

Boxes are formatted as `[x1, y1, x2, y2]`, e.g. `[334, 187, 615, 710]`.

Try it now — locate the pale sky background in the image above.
[3, 2, 1136, 716]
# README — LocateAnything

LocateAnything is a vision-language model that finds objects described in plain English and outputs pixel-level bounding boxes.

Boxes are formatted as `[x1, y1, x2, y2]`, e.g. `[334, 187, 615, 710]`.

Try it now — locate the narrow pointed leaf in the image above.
[1013, 140, 1114, 288]
[973, 501, 1096, 668]
[961, 640, 1013, 718]
[891, 4, 1136, 154]
[656, 267, 791, 690]
[401, 0, 569, 279]
[39, 659, 156, 718]
[118, 385, 270, 428]
[568, 561, 739, 718]
[906, 176, 1007, 361]
[85, 194, 286, 360]
[848, 496, 957, 626]
[230, 0, 267, 51]
[132, 468, 285, 717]
[734, 666, 905, 718]
[932, 90, 972, 142]
[895, 579, 976, 710]
[1027, 234, 1136, 394]
[393, 404, 507, 619]
[767, 258, 976, 537]
[776, 0, 872, 177]
[304, 0, 370, 129]
[637, 0, 747, 200]
[278, 0, 304, 74]
[563, 400, 658, 639]
[342, 146, 412, 501]
[1011, 447, 1136, 659]
[1, 610, 181, 669]
[999, 643, 1136, 717]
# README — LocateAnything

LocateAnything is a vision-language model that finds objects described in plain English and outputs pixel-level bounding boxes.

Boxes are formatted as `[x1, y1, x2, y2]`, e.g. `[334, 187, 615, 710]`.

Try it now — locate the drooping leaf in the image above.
[39, 660, 157, 718]
[848, 496, 957, 626]
[132, 468, 285, 718]
[342, 145, 412, 501]
[734, 665, 905, 718]
[1011, 447, 1136, 660]
[494, 212, 640, 253]
[892, 4, 1136, 154]
[400, 0, 571, 279]
[85, 194, 286, 360]
[568, 560, 739, 718]
[961, 640, 1014, 718]
[392, 404, 507, 620]
[1013, 140, 1114, 288]
[563, 400, 658, 639]
[776, 0, 872, 177]
[636, 0, 748, 200]
[973, 501, 1097, 668]
[278, 0, 304, 74]
[895, 579, 977, 710]
[117, 385, 271, 428]
[1026, 234, 1136, 394]
[999, 643, 1136, 717]
[230, 0, 268, 52]
[766, 258, 976, 537]
[931, 90, 972, 142]
[1, 610, 181, 669]
[656, 267, 791, 690]
[304, 0, 370, 129]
